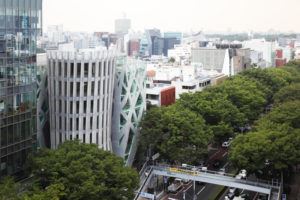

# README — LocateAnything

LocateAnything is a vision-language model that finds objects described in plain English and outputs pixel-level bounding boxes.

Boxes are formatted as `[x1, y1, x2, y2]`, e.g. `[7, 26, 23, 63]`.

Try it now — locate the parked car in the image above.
[222, 141, 231, 147]
[239, 169, 247, 179]
[218, 168, 226, 175]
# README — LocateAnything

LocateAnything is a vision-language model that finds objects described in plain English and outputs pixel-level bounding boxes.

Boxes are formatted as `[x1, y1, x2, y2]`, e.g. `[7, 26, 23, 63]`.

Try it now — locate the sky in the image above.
[43, 0, 300, 33]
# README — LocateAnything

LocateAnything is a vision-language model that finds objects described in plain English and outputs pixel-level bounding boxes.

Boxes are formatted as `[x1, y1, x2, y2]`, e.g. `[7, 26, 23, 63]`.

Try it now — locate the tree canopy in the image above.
[139, 104, 212, 164]
[28, 141, 139, 200]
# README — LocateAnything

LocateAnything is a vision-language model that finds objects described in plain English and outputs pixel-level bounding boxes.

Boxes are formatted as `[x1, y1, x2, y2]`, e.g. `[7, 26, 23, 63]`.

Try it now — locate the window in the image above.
[76, 118, 79, 130]
[83, 101, 87, 113]
[58, 81, 62, 95]
[70, 83, 73, 96]
[84, 63, 89, 77]
[90, 117, 93, 129]
[83, 134, 86, 143]
[83, 82, 88, 96]
[83, 118, 86, 130]
[103, 61, 106, 76]
[70, 63, 74, 77]
[103, 80, 106, 94]
[70, 119, 73, 131]
[76, 82, 80, 96]
[58, 62, 62, 76]
[91, 101, 94, 112]
[90, 133, 92, 144]
[64, 62, 68, 76]
[76, 101, 80, 113]
[77, 63, 81, 77]
[92, 63, 96, 76]
[91, 82, 95, 95]
[70, 102, 73, 114]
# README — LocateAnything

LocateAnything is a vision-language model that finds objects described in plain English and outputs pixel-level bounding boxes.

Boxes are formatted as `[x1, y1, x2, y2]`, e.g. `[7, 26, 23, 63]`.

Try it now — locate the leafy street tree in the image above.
[212, 76, 268, 121]
[22, 184, 66, 200]
[29, 141, 139, 200]
[241, 68, 291, 97]
[179, 91, 246, 142]
[139, 104, 212, 164]
[273, 83, 300, 104]
[0, 177, 20, 200]
[255, 100, 300, 131]
[230, 100, 300, 174]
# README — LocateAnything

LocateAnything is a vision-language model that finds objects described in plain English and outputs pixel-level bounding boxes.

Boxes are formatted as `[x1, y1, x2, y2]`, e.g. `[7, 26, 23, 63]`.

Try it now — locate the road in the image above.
[160, 147, 230, 200]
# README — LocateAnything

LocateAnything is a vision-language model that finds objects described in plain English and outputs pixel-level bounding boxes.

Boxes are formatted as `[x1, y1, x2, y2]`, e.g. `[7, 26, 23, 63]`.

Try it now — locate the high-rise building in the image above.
[152, 37, 164, 55]
[112, 57, 146, 166]
[164, 32, 182, 42]
[47, 48, 117, 150]
[163, 37, 180, 56]
[0, 0, 43, 178]
[115, 18, 131, 36]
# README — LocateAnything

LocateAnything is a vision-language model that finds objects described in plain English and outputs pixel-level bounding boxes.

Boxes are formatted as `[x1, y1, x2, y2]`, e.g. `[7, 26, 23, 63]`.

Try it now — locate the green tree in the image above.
[29, 141, 139, 200]
[230, 100, 300, 174]
[22, 184, 66, 200]
[0, 177, 20, 200]
[273, 83, 300, 104]
[139, 104, 212, 164]
[213, 76, 268, 121]
[240, 68, 291, 100]
[179, 91, 246, 142]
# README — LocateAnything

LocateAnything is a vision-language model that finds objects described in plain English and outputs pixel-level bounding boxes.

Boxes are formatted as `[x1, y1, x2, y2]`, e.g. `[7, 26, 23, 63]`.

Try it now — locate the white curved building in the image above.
[47, 48, 117, 150]
[112, 57, 146, 165]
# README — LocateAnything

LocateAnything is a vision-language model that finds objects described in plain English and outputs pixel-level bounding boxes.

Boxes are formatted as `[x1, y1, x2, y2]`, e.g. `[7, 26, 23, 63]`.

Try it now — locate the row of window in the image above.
[52, 80, 110, 97]
[50, 61, 114, 78]
[55, 115, 107, 132]
[55, 98, 108, 114]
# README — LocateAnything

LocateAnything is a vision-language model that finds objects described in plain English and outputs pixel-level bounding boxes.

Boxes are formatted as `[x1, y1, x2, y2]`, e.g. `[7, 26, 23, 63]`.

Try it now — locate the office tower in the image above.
[164, 32, 182, 42]
[112, 57, 146, 166]
[163, 38, 180, 56]
[0, 0, 43, 178]
[127, 39, 140, 57]
[115, 18, 131, 36]
[47, 48, 117, 150]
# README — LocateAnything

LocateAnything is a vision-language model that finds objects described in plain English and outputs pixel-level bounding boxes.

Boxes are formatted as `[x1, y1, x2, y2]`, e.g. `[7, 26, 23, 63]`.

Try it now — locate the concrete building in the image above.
[0, 0, 43, 178]
[115, 18, 131, 36]
[243, 39, 276, 67]
[146, 83, 176, 107]
[168, 44, 191, 63]
[146, 65, 214, 100]
[112, 57, 146, 166]
[37, 53, 50, 148]
[191, 48, 231, 75]
[191, 47, 251, 76]
[47, 48, 117, 151]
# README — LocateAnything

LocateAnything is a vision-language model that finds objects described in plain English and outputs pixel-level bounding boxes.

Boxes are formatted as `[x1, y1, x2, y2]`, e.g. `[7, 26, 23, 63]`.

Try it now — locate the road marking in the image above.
[183, 183, 193, 193]
[197, 186, 206, 195]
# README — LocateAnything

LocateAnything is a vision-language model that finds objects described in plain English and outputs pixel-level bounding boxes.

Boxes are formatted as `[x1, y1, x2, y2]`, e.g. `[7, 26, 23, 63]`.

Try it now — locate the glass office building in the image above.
[0, 0, 42, 178]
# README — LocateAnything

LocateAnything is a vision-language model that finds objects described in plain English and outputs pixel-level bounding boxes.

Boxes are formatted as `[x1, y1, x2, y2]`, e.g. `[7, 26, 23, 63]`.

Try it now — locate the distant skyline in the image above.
[44, 0, 300, 33]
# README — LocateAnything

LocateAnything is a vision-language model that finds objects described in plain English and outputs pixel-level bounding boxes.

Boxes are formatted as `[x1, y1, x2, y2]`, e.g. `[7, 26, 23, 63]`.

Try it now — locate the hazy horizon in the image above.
[44, 0, 300, 33]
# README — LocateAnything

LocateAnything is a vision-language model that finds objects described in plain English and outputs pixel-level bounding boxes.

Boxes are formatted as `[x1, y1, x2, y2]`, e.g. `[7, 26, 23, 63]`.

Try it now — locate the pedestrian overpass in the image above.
[135, 165, 281, 200]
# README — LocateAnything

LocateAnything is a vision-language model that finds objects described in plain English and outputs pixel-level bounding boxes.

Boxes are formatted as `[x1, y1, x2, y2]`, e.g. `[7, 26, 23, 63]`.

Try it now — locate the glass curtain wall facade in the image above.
[0, 0, 42, 178]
